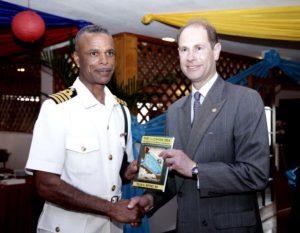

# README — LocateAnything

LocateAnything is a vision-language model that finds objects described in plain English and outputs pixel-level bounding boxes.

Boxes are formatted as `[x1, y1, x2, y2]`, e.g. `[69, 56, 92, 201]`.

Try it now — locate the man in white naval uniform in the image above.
[26, 25, 142, 233]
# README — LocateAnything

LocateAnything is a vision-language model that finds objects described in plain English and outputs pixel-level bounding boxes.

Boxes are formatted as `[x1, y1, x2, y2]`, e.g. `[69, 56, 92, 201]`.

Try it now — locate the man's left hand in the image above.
[124, 160, 138, 180]
[160, 149, 195, 177]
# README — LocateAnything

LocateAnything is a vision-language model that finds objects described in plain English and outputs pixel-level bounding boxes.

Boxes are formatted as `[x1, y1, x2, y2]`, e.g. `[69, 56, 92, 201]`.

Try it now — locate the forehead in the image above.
[178, 25, 209, 46]
[77, 32, 114, 50]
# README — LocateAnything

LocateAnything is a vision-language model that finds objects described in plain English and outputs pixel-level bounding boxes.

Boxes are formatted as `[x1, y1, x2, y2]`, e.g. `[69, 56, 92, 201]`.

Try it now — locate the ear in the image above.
[213, 42, 221, 61]
[73, 51, 80, 68]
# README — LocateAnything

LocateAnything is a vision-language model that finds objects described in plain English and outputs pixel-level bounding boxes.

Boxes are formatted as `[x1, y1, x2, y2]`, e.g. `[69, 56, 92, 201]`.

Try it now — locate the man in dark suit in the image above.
[129, 19, 270, 233]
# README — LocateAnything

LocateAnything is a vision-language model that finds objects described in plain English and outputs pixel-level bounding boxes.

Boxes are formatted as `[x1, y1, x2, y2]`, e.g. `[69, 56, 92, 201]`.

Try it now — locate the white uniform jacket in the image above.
[26, 78, 133, 233]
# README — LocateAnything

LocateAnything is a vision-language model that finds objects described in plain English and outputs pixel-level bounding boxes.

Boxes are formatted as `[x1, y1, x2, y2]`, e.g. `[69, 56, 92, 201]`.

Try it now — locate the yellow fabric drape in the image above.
[142, 6, 300, 41]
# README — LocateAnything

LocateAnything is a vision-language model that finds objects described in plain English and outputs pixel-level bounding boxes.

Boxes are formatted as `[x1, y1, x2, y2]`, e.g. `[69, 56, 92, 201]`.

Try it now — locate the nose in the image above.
[186, 50, 196, 61]
[99, 52, 108, 64]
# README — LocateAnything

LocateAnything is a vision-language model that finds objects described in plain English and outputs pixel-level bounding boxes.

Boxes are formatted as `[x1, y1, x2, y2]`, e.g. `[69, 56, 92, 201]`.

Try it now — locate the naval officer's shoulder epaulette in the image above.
[48, 88, 77, 104]
[114, 95, 127, 106]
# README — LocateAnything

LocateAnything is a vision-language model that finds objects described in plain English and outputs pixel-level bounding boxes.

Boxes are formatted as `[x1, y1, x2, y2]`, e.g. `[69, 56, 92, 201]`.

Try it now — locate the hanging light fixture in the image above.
[11, 0, 46, 42]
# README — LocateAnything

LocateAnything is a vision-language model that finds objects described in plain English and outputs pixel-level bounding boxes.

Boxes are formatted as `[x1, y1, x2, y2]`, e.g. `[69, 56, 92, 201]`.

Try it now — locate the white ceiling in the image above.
[6, 0, 300, 62]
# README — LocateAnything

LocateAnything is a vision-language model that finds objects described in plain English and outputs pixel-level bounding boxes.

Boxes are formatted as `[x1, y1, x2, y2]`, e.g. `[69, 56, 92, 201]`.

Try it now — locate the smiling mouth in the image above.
[94, 68, 113, 76]
[96, 68, 112, 73]
[187, 65, 200, 70]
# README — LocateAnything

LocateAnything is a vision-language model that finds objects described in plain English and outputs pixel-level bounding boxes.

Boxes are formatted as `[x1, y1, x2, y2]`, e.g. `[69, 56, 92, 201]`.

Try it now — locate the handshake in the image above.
[107, 194, 154, 227]
[110, 160, 154, 227]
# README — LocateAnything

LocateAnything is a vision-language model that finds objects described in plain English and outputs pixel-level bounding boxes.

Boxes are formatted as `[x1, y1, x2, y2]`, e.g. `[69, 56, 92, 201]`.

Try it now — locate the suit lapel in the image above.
[173, 96, 192, 188]
[176, 78, 227, 190]
[177, 95, 192, 151]
[176, 95, 226, 190]
[186, 77, 226, 160]
[187, 96, 225, 160]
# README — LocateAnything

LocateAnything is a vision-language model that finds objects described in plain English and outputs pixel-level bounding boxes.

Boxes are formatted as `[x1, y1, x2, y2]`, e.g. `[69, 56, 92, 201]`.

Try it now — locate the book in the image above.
[132, 135, 175, 192]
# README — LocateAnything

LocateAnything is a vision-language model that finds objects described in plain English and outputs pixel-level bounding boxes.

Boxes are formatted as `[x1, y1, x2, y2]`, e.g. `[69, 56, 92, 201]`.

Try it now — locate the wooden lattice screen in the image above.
[0, 56, 41, 133]
[136, 38, 190, 123]
[0, 34, 267, 132]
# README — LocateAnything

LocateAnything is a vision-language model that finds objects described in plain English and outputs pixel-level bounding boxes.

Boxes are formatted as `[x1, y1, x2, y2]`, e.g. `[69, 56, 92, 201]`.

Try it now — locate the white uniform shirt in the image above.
[26, 78, 133, 233]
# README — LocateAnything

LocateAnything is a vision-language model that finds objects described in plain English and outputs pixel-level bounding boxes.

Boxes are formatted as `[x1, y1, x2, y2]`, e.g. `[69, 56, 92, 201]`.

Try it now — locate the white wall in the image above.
[41, 65, 54, 100]
[0, 131, 32, 170]
[275, 89, 300, 106]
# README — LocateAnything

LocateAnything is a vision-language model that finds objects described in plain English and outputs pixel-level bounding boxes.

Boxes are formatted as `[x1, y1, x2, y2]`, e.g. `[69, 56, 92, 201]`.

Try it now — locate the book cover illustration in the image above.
[133, 135, 175, 192]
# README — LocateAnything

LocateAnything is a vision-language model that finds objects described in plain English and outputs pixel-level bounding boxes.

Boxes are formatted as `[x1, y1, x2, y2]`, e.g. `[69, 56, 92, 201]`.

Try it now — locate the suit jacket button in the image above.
[202, 220, 208, 226]
[177, 191, 183, 197]
[55, 226, 60, 232]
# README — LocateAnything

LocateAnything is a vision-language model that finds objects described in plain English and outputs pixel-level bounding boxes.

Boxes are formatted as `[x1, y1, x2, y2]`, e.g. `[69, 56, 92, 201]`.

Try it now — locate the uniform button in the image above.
[108, 154, 113, 160]
[111, 185, 116, 191]
[81, 146, 86, 152]
[202, 220, 208, 226]
[55, 226, 60, 232]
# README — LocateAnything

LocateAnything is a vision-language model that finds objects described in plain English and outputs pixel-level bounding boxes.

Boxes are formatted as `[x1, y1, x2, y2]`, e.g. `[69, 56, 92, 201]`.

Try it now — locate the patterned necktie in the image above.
[193, 91, 201, 124]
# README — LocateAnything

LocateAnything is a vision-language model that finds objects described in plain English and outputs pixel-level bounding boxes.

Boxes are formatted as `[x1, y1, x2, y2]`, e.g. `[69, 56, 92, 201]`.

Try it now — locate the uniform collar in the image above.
[72, 78, 118, 109]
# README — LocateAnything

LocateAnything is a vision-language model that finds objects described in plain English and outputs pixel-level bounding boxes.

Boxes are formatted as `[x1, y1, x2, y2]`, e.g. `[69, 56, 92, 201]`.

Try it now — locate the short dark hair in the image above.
[177, 18, 219, 48]
[75, 24, 111, 51]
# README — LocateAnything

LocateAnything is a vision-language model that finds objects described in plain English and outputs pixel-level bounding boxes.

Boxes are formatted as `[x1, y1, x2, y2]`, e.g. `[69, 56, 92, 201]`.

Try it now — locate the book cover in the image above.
[132, 135, 175, 192]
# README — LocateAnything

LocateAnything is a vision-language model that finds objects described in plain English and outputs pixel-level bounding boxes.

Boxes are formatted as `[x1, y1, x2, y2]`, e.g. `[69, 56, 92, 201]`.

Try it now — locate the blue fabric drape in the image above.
[122, 114, 166, 233]
[286, 166, 299, 188]
[227, 50, 300, 86]
[0, 0, 90, 28]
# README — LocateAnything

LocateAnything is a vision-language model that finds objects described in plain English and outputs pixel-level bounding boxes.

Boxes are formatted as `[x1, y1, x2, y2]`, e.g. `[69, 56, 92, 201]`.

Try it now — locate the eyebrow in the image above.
[87, 48, 115, 53]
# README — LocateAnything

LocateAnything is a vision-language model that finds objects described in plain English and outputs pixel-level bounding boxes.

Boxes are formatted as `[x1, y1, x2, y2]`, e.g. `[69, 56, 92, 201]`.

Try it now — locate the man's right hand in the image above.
[127, 194, 154, 227]
[108, 199, 142, 224]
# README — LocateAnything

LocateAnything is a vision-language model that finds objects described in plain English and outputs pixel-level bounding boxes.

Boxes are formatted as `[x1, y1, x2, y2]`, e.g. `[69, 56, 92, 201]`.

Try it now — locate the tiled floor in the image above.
[259, 185, 292, 233]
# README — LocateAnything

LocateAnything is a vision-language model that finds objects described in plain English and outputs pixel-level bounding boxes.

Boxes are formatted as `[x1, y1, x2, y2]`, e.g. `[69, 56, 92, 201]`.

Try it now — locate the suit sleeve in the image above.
[198, 89, 270, 197]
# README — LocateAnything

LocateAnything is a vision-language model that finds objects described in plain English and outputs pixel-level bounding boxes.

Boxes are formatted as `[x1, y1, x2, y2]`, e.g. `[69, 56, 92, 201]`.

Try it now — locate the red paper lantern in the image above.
[11, 10, 46, 42]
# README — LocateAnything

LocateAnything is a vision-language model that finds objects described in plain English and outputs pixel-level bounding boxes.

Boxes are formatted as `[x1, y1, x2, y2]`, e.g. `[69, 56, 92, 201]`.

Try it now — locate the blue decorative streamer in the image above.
[122, 114, 167, 233]
[227, 50, 300, 86]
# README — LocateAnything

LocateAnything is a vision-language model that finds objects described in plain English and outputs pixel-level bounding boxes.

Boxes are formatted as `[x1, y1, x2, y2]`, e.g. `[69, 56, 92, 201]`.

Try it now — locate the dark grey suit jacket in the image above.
[149, 77, 270, 233]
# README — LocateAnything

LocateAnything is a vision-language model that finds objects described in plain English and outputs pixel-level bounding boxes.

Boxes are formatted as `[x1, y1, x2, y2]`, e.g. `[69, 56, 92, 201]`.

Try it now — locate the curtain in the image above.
[142, 5, 300, 41]
[0, 0, 91, 57]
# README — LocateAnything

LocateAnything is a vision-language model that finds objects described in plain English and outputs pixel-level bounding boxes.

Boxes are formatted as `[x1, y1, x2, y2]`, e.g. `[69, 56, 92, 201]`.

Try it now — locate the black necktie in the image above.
[193, 92, 201, 124]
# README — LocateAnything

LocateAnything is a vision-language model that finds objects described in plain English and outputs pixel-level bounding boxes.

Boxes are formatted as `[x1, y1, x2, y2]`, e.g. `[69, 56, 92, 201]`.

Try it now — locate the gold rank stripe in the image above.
[49, 88, 77, 104]
[114, 95, 127, 106]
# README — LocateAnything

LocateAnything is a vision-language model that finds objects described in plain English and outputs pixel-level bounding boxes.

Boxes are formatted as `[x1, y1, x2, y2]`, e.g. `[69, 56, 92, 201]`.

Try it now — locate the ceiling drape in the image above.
[142, 5, 300, 41]
[0, 1, 91, 58]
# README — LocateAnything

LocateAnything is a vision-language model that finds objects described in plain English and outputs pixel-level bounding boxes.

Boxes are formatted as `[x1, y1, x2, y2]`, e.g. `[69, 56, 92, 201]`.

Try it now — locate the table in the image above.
[0, 177, 43, 233]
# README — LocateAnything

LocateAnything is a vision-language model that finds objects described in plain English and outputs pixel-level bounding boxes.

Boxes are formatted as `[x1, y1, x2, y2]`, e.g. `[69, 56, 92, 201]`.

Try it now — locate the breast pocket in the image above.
[65, 136, 100, 174]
